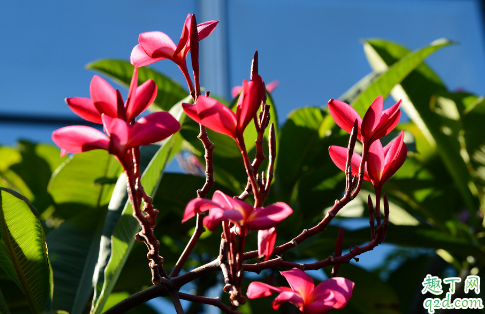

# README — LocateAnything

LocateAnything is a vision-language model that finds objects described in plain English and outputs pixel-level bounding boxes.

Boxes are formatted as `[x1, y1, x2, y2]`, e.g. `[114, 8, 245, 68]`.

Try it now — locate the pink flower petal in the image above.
[139, 31, 177, 59]
[182, 96, 237, 138]
[101, 114, 114, 136]
[371, 100, 402, 141]
[174, 14, 191, 57]
[280, 268, 315, 302]
[311, 277, 354, 309]
[190, 14, 200, 95]
[103, 116, 129, 156]
[128, 111, 181, 148]
[245, 202, 293, 230]
[231, 86, 243, 98]
[361, 95, 383, 141]
[212, 191, 254, 220]
[383, 131, 404, 167]
[65, 97, 102, 124]
[328, 146, 370, 181]
[197, 20, 219, 40]
[90, 75, 118, 118]
[182, 198, 221, 223]
[258, 227, 277, 260]
[247, 282, 285, 299]
[266, 80, 279, 93]
[327, 99, 362, 139]
[130, 44, 165, 67]
[203, 208, 244, 231]
[52, 126, 109, 156]
[236, 75, 265, 135]
[272, 291, 304, 310]
[301, 294, 337, 314]
[126, 79, 157, 120]
[367, 140, 385, 185]
[381, 132, 407, 184]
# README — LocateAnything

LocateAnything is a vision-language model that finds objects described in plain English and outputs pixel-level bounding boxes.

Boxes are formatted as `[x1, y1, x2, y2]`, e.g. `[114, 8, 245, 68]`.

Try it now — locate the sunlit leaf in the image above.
[0, 188, 51, 314]
[48, 150, 122, 220]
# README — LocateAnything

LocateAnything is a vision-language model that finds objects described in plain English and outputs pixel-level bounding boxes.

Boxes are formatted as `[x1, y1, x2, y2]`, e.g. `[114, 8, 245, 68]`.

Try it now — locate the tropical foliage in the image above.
[0, 13, 484, 314]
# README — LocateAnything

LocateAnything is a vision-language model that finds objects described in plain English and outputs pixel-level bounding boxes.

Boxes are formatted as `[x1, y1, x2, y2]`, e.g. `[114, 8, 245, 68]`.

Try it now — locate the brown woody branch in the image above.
[170, 91, 214, 278]
[243, 196, 390, 273]
[243, 120, 361, 261]
[126, 148, 167, 283]
[170, 290, 185, 314]
[368, 195, 375, 239]
[171, 213, 206, 277]
[179, 292, 244, 314]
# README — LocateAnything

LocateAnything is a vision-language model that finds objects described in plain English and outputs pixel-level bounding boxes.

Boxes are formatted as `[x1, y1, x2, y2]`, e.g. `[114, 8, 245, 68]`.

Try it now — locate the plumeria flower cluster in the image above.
[183, 191, 292, 259]
[53, 75, 180, 167]
[53, 13, 220, 286]
[51, 12, 408, 314]
[328, 95, 407, 230]
[131, 13, 218, 97]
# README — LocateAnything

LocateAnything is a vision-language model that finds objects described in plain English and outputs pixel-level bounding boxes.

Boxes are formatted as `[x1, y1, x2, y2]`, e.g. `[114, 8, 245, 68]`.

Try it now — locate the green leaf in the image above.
[0, 142, 67, 217]
[297, 163, 345, 218]
[354, 38, 452, 114]
[386, 254, 432, 314]
[47, 150, 122, 220]
[332, 264, 400, 314]
[45, 149, 122, 313]
[276, 107, 342, 202]
[86, 59, 188, 111]
[0, 288, 11, 314]
[10, 141, 67, 200]
[0, 146, 32, 200]
[0, 188, 51, 314]
[47, 209, 106, 313]
[91, 146, 159, 302]
[383, 157, 461, 227]
[0, 268, 31, 314]
[91, 103, 186, 314]
[462, 96, 485, 218]
[339, 71, 381, 105]
[362, 38, 479, 224]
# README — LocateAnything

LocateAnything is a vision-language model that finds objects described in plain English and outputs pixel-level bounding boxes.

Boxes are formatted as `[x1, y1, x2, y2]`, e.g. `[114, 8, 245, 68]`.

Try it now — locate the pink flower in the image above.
[247, 268, 354, 313]
[52, 112, 181, 161]
[65, 75, 157, 123]
[231, 79, 279, 98]
[328, 131, 407, 192]
[182, 74, 265, 140]
[328, 95, 401, 149]
[132, 14, 218, 92]
[182, 190, 292, 259]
